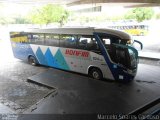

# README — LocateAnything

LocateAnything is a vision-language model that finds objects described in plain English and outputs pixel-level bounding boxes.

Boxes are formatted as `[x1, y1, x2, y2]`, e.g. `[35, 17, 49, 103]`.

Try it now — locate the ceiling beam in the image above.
[0, 0, 78, 5]
[67, 0, 160, 6]
[125, 3, 160, 8]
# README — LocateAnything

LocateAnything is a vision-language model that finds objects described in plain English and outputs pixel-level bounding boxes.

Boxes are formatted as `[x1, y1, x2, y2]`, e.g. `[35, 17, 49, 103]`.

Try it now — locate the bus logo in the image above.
[65, 49, 89, 58]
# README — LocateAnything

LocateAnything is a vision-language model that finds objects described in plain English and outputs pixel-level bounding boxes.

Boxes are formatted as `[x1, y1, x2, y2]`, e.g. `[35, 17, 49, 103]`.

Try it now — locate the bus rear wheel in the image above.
[28, 56, 37, 66]
[89, 68, 103, 80]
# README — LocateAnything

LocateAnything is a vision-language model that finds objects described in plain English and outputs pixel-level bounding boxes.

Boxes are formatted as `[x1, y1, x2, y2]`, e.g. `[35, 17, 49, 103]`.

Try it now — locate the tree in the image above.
[14, 16, 30, 24]
[124, 7, 154, 22]
[28, 4, 69, 26]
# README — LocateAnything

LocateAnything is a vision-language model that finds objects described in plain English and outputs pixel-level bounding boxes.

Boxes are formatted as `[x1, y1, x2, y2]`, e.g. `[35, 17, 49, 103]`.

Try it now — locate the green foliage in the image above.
[11, 15, 30, 24]
[28, 4, 69, 26]
[124, 7, 154, 22]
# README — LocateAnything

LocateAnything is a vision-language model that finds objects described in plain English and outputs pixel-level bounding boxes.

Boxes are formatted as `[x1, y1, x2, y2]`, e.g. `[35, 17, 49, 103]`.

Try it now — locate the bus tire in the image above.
[28, 56, 37, 66]
[89, 67, 103, 80]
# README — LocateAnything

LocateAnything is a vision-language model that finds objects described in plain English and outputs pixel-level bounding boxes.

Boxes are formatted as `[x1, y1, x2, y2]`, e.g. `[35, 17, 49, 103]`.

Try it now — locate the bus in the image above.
[10, 27, 142, 81]
[108, 24, 149, 36]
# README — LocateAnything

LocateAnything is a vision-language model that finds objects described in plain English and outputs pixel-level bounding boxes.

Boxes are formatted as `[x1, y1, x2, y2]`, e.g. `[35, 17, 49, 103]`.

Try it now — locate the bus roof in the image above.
[13, 27, 131, 40]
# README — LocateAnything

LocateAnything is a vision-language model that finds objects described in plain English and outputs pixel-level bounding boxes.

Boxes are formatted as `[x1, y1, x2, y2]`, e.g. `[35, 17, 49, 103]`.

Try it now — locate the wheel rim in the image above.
[92, 71, 100, 79]
[29, 57, 36, 65]
[31, 59, 36, 65]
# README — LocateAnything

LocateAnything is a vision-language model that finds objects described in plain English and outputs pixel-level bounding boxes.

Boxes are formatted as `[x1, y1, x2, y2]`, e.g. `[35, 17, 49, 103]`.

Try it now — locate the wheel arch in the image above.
[87, 65, 104, 78]
[27, 54, 39, 64]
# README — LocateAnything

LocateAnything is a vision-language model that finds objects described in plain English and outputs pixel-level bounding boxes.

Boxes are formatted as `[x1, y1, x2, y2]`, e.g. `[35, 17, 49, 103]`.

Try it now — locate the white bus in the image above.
[10, 27, 142, 81]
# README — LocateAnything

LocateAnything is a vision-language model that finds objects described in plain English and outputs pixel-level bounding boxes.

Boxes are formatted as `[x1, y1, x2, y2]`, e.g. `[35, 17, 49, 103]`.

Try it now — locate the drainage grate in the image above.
[0, 80, 56, 113]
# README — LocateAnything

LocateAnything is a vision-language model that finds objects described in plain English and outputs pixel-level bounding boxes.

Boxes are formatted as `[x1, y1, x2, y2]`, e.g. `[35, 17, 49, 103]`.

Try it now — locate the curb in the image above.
[139, 55, 160, 60]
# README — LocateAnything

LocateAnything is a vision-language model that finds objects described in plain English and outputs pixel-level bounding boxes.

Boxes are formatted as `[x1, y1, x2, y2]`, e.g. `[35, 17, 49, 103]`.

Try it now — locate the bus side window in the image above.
[10, 33, 28, 43]
[59, 34, 77, 48]
[78, 37, 89, 49]
[45, 34, 59, 47]
[78, 35, 101, 53]
[66, 35, 77, 48]
[28, 34, 33, 43]
[29, 33, 45, 45]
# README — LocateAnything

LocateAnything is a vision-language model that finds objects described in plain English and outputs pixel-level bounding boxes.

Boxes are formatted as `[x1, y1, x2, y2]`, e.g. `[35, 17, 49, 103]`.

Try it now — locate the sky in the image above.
[0, 3, 39, 16]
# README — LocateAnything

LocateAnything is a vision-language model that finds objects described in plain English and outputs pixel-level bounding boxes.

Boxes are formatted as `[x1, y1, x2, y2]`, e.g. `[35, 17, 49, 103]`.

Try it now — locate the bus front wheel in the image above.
[89, 68, 103, 80]
[28, 56, 37, 66]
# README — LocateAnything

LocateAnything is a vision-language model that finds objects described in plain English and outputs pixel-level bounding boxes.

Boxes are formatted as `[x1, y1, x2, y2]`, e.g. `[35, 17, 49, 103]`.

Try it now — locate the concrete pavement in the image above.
[139, 51, 160, 60]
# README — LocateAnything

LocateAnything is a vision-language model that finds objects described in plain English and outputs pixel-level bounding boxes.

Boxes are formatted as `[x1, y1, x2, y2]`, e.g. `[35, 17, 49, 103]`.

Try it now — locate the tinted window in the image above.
[77, 35, 100, 53]
[59, 34, 77, 48]
[45, 34, 59, 47]
[10, 32, 29, 43]
[99, 35, 111, 51]
[28, 33, 45, 45]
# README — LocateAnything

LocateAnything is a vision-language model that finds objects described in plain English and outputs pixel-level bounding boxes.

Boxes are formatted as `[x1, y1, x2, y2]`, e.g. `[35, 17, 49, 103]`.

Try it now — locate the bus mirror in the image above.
[132, 40, 143, 51]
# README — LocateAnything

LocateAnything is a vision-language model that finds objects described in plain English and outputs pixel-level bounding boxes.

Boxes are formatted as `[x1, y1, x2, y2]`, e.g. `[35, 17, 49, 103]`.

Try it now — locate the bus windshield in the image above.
[128, 49, 137, 69]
